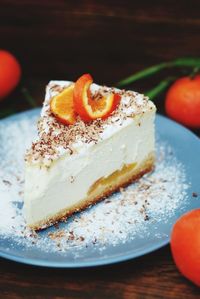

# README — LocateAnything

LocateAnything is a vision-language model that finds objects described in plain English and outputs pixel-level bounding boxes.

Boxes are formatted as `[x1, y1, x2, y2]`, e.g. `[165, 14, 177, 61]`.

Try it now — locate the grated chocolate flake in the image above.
[25, 82, 153, 164]
[192, 192, 198, 198]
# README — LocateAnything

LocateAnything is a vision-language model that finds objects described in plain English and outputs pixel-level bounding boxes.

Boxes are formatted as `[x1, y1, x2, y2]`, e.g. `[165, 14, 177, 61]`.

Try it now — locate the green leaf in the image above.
[172, 57, 200, 68]
[145, 77, 176, 100]
[0, 108, 16, 119]
[21, 87, 37, 108]
[117, 63, 167, 87]
[116, 57, 200, 88]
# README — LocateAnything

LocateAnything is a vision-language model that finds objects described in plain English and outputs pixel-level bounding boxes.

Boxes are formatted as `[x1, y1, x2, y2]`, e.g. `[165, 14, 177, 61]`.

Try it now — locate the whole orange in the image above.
[165, 76, 200, 128]
[0, 50, 21, 100]
[171, 209, 200, 287]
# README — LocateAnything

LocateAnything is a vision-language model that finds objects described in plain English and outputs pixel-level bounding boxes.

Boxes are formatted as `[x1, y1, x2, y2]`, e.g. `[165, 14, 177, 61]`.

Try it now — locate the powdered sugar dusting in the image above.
[0, 112, 189, 257]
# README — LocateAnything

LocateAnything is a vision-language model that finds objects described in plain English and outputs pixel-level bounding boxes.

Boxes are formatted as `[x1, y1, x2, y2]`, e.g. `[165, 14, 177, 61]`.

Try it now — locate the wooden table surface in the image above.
[0, 1, 200, 298]
[1, 246, 200, 299]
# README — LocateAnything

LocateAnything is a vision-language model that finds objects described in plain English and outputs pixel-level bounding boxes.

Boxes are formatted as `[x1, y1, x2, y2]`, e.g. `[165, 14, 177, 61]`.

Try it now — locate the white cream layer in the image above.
[24, 110, 155, 226]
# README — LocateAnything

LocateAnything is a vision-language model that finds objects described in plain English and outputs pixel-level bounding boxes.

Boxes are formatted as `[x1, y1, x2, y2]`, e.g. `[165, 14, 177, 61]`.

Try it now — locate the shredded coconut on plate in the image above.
[0, 113, 189, 256]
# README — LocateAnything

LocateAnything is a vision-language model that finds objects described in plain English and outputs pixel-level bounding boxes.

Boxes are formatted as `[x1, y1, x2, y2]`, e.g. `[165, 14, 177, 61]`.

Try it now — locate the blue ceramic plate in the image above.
[0, 108, 199, 268]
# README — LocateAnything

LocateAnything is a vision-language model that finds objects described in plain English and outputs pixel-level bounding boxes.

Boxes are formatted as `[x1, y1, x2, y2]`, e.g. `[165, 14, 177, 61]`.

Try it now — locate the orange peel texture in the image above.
[73, 74, 121, 122]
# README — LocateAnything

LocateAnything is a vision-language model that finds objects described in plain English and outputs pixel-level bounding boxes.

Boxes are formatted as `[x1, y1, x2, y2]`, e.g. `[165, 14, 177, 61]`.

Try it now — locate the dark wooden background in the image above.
[0, 1, 200, 298]
[1, 0, 200, 82]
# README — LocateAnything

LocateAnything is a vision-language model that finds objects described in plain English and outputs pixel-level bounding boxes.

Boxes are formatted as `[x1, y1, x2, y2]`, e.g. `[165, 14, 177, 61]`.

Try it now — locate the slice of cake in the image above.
[24, 74, 156, 230]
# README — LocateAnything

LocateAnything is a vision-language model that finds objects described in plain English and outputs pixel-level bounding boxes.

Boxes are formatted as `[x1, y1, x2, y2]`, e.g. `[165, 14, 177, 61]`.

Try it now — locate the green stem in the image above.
[117, 63, 167, 87]
[172, 57, 200, 68]
[0, 108, 16, 118]
[21, 87, 37, 108]
[145, 77, 176, 100]
[116, 57, 200, 87]
[189, 66, 200, 79]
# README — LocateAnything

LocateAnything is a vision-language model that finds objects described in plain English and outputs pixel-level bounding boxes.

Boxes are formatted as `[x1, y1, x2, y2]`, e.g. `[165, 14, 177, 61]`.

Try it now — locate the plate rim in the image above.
[0, 238, 169, 268]
[0, 108, 199, 268]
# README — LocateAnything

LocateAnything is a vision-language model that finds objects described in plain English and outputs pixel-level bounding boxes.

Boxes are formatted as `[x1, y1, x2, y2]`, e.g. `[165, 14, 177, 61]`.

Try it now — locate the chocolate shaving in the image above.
[25, 82, 152, 164]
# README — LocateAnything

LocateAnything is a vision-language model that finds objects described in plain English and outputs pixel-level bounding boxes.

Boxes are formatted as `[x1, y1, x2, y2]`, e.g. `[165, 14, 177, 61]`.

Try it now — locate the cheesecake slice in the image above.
[24, 79, 156, 230]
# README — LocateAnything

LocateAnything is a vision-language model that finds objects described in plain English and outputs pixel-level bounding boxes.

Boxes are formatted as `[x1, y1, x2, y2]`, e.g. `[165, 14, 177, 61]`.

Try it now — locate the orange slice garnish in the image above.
[73, 74, 121, 122]
[50, 84, 76, 125]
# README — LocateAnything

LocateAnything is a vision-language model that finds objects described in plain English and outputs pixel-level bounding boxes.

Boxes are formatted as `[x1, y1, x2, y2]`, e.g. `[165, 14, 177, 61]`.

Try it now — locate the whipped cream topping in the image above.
[25, 81, 155, 165]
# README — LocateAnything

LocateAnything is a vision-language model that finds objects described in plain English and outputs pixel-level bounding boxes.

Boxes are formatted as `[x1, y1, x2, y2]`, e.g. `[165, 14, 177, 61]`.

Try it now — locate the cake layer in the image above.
[24, 108, 155, 229]
[28, 154, 154, 230]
